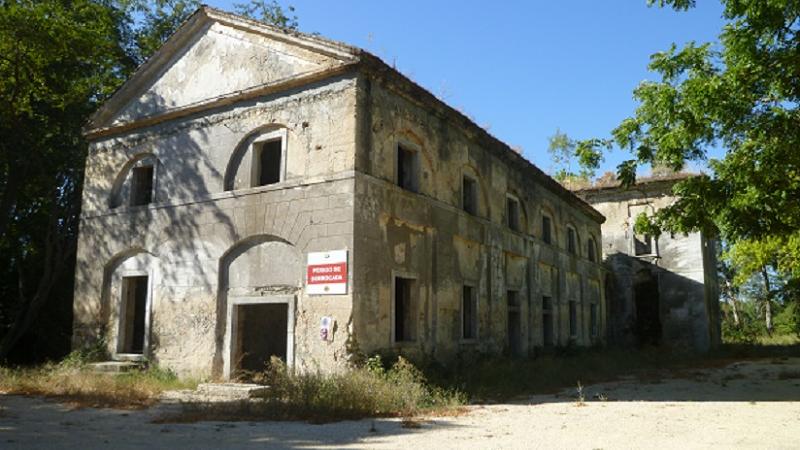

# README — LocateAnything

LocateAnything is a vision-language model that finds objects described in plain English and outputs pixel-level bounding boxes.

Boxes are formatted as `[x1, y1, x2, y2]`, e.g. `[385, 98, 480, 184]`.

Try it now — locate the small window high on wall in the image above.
[462, 176, 478, 215]
[506, 195, 521, 231]
[567, 226, 578, 255]
[396, 144, 419, 192]
[130, 165, 154, 206]
[253, 139, 283, 187]
[542, 215, 552, 244]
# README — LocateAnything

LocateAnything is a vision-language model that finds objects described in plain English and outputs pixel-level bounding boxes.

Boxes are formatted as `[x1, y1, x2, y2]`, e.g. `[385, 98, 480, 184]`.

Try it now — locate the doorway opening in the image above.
[229, 298, 293, 377]
[119, 276, 148, 355]
[634, 270, 662, 346]
[507, 291, 522, 356]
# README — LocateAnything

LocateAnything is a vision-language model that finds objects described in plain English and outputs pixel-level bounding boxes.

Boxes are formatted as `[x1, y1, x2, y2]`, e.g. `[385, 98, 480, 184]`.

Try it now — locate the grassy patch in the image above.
[0, 357, 196, 409]
[159, 356, 466, 423]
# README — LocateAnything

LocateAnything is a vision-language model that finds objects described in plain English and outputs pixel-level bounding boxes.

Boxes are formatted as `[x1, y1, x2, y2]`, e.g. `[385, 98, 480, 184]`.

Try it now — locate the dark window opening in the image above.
[567, 227, 577, 255]
[130, 166, 154, 206]
[542, 295, 554, 346]
[120, 276, 148, 354]
[569, 301, 578, 338]
[634, 234, 653, 256]
[462, 176, 478, 215]
[394, 277, 415, 342]
[542, 216, 552, 244]
[255, 139, 282, 187]
[588, 238, 597, 262]
[397, 145, 419, 192]
[462, 285, 477, 339]
[506, 197, 521, 231]
[590, 303, 598, 337]
[507, 290, 521, 356]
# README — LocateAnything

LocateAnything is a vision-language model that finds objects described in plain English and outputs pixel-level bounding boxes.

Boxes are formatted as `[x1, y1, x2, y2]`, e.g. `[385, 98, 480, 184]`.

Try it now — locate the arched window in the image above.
[109, 153, 158, 209]
[224, 126, 288, 191]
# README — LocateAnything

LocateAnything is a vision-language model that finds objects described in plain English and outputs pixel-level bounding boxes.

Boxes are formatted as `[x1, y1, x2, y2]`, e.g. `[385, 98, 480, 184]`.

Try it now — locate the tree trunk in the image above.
[761, 267, 773, 335]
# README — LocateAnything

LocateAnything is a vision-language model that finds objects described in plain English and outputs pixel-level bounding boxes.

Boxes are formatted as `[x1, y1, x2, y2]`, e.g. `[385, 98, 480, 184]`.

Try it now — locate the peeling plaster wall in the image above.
[577, 181, 721, 351]
[351, 77, 607, 362]
[73, 75, 358, 378]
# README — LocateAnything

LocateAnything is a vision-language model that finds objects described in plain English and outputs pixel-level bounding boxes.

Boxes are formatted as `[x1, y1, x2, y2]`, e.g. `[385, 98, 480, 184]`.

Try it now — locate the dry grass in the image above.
[157, 356, 466, 423]
[0, 363, 196, 409]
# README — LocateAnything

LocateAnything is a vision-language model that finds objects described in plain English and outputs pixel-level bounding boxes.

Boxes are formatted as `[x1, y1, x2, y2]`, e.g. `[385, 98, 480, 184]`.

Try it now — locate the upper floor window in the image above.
[506, 195, 521, 232]
[542, 215, 552, 244]
[252, 139, 283, 187]
[130, 164, 154, 206]
[567, 226, 578, 255]
[396, 144, 419, 192]
[462, 175, 478, 215]
[587, 237, 598, 262]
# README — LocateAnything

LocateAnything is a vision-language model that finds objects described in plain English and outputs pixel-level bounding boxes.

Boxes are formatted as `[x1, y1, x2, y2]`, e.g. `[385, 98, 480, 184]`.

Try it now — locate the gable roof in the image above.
[87, 6, 603, 223]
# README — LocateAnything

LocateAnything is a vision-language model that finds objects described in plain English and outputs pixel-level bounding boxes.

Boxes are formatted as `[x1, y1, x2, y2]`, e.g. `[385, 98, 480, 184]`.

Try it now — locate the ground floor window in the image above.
[590, 303, 598, 337]
[542, 295, 554, 346]
[569, 301, 578, 338]
[394, 276, 416, 342]
[462, 285, 477, 339]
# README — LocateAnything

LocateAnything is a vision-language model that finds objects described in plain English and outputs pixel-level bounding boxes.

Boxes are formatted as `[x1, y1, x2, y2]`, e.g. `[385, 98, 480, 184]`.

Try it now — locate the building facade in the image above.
[574, 175, 721, 351]
[72, 7, 607, 378]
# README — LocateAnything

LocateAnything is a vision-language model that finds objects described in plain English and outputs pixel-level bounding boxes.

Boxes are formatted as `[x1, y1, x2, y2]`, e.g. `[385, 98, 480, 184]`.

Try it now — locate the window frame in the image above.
[129, 163, 155, 207]
[250, 128, 288, 188]
[587, 236, 598, 262]
[568, 300, 578, 338]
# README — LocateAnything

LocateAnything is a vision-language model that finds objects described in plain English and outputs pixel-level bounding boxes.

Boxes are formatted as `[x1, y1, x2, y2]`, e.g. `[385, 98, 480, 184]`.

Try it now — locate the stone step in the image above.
[88, 361, 145, 373]
[195, 382, 270, 400]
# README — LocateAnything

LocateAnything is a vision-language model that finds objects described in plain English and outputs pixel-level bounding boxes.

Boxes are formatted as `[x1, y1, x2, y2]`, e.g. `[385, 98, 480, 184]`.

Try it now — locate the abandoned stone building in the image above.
[72, 7, 609, 378]
[574, 174, 721, 351]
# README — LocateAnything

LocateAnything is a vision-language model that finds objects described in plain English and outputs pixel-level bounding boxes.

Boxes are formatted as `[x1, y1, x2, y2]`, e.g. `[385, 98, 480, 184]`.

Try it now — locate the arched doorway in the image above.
[218, 236, 303, 379]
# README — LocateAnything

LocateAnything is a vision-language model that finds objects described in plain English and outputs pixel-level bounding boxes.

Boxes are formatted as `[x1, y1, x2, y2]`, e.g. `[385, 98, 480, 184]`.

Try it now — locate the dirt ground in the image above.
[2, 357, 799, 449]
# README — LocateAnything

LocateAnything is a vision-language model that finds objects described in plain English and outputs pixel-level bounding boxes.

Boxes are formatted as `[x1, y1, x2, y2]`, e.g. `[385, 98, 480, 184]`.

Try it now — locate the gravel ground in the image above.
[2, 358, 799, 449]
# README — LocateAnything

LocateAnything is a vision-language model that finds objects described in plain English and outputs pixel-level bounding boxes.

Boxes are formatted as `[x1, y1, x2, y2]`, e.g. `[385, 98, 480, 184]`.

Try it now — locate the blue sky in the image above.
[209, 0, 726, 176]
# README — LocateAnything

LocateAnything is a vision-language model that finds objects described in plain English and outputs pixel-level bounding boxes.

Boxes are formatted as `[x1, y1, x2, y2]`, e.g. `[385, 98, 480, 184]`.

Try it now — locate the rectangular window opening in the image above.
[255, 139, 282, 187]
[590, 303, 598, 337]
[542, 295, 554, 347]
[462, 285, 477, 340]
[507, 290, 521, 356]
[462, 176, 478, 215]
[588, 239, 597, 262]
[130, 165, 154, 206]
[506, 197, 520, 231]
[397, 145, 419, 192]
[542, 216, 552, 244]
[394, 277, 416, 342]
[569, 300, 578, 338]
[567, 228, 577, 254]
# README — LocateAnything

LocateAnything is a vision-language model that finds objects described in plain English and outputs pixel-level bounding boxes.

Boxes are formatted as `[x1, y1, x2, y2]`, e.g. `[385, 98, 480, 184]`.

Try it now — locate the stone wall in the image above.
[73, 75, 359, 378]
[350, 76, 608, 361]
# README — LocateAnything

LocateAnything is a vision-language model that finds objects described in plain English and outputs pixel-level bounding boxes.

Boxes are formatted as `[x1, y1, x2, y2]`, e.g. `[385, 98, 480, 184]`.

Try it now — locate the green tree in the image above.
[577, 0, 800, 336]
[546, 129, 607, 185]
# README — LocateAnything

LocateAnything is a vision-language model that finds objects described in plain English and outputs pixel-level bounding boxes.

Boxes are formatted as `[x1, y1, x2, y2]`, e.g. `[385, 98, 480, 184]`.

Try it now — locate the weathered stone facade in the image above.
[574, 175, 721, 351]
[72, 7, 607, 378]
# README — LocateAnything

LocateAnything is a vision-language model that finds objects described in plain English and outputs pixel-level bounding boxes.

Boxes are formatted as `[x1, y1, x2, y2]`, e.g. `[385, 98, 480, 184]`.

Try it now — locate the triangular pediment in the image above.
[88, 7, 359, 132]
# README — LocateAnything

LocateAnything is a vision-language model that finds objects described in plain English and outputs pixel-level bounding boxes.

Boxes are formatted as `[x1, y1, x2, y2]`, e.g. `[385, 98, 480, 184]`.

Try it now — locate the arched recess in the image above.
[213, 234, 304, 379]
[101, 247, 158, 360]
[565, 222, 581, 256]
[223, 125, 289, 191]
[505, 188, 529, 233]
[540, 203, 558, 245]
[393, 128, 436, 194]
[109, 153, 158, 209]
